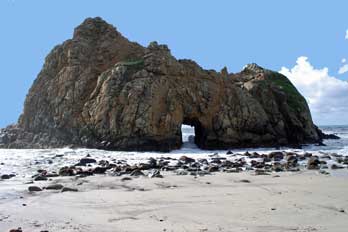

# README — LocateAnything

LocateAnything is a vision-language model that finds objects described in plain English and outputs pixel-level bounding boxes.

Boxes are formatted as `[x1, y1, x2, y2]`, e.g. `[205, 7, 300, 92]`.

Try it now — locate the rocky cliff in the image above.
[0, 17, 325, 151]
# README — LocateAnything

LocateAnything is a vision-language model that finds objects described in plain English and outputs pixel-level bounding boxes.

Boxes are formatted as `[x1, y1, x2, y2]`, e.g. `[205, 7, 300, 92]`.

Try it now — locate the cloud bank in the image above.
[280, 57, 348, 125]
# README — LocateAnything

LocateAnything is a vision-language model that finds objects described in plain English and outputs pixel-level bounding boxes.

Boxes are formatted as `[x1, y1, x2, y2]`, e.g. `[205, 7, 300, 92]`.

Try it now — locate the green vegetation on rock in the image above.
[266, 71, 307, 112]
[119, 59, 144, 69]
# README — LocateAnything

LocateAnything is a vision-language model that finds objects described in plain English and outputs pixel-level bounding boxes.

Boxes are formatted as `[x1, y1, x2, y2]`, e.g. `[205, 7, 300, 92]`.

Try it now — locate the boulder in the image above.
[76, 158, 97, 166]
[207, 166, 220, 172]
[179, 156, 195, 164]
[268, 152, 284, 161]
[92, 166, 109, 174]
[0, 17, 325, 151]
[272, 162, 284, 172]
[130, 169, 145, 176]
[147, 158, 158, 168]
[307, 156, 320, 170]
[59, 166, 76, 176]
[148, 169, 163, 178]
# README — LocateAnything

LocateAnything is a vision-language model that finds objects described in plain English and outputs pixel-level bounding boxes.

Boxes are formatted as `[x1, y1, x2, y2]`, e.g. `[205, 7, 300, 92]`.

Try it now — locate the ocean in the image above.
[0, 125, 347, 201]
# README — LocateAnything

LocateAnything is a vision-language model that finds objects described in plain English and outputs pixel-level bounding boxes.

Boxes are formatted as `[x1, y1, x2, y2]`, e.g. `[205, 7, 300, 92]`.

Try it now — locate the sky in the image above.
[0, 0, 347, 127]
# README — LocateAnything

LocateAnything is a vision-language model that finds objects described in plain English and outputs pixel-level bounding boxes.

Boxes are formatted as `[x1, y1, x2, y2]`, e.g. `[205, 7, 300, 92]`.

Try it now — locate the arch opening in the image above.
[181, 117, 206, 149]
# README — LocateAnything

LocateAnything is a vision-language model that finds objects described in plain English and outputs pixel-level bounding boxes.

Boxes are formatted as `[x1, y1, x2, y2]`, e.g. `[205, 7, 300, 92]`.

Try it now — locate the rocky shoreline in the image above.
[2, 149, 348, 195]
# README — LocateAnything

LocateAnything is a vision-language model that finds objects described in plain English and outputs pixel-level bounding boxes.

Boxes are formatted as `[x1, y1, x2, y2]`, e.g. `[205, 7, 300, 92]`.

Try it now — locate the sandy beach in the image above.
[1, 170, 348, 232]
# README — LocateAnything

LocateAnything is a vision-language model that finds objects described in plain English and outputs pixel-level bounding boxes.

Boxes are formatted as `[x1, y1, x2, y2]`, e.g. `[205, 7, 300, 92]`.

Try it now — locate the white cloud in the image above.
[342, 58, 346, 63]
[280, 56, 348, 125]
[338, 64, 348, 74]
[346, 29, 348, 39]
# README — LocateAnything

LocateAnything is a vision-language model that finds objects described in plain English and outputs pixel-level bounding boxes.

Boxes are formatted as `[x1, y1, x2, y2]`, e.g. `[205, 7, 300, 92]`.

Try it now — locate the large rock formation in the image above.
[0, 17, 325, 151]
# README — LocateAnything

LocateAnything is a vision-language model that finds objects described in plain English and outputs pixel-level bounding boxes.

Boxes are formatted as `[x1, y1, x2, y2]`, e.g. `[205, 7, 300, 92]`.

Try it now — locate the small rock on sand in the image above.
[331, 164, 344, 169]
[1, 174, 11, 180]
[238, 179, 251, 183]
[34, 175, 48, 181]
[130, 169, 145, 177]
[61, 187, 78, 193]
[28, 186, 42, 192]
[148, 169, 163, 178]
[9, 228, 22, 232]
[45, 184, 64, 190]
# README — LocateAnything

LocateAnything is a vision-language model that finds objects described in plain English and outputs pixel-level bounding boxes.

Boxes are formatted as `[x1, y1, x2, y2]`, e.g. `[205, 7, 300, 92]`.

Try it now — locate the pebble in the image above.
[238, 179, 251, 183]
[121, 177, 132, 182]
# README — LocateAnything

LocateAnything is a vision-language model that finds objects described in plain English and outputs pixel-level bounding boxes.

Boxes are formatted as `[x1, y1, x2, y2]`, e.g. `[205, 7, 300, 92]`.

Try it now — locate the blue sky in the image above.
[0, 0, 347, 127]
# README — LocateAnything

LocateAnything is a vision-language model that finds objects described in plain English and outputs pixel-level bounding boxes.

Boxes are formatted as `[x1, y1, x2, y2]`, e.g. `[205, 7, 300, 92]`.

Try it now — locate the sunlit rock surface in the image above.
[0, 17, 323, 151]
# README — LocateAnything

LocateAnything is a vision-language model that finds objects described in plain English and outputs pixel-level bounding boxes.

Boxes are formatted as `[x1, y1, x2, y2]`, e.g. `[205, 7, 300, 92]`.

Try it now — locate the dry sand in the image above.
[1, 171, 348, 232]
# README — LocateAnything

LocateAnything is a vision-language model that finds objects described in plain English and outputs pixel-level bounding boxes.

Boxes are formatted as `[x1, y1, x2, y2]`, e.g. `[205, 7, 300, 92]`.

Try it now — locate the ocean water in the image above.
[0, 125, 347, 200]
[181, 125, 348, 154]
[307, 125, 348, 154]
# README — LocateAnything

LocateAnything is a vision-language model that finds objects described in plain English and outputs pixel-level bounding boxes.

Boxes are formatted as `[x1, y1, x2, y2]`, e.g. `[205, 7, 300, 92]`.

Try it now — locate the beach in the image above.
[1, 171, 348, 232]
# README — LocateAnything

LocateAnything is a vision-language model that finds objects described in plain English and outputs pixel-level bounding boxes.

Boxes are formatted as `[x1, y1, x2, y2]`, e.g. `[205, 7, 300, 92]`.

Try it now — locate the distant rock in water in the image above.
[0, 17, 332, 151]
[315, 126, 340, 140]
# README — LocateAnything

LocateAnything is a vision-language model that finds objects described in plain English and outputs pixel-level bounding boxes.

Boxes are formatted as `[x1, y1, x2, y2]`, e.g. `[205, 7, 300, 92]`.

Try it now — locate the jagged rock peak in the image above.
[147, 41, 170, 51]
[220, 66, 229, 76]
[243, 63, 265, 73]
[73, 17, 121, 39]
[145, 41, 172, 59]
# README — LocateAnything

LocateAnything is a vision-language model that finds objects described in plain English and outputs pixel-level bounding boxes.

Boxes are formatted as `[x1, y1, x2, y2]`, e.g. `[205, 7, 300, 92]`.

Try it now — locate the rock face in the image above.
[0, 17, 325, 151]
